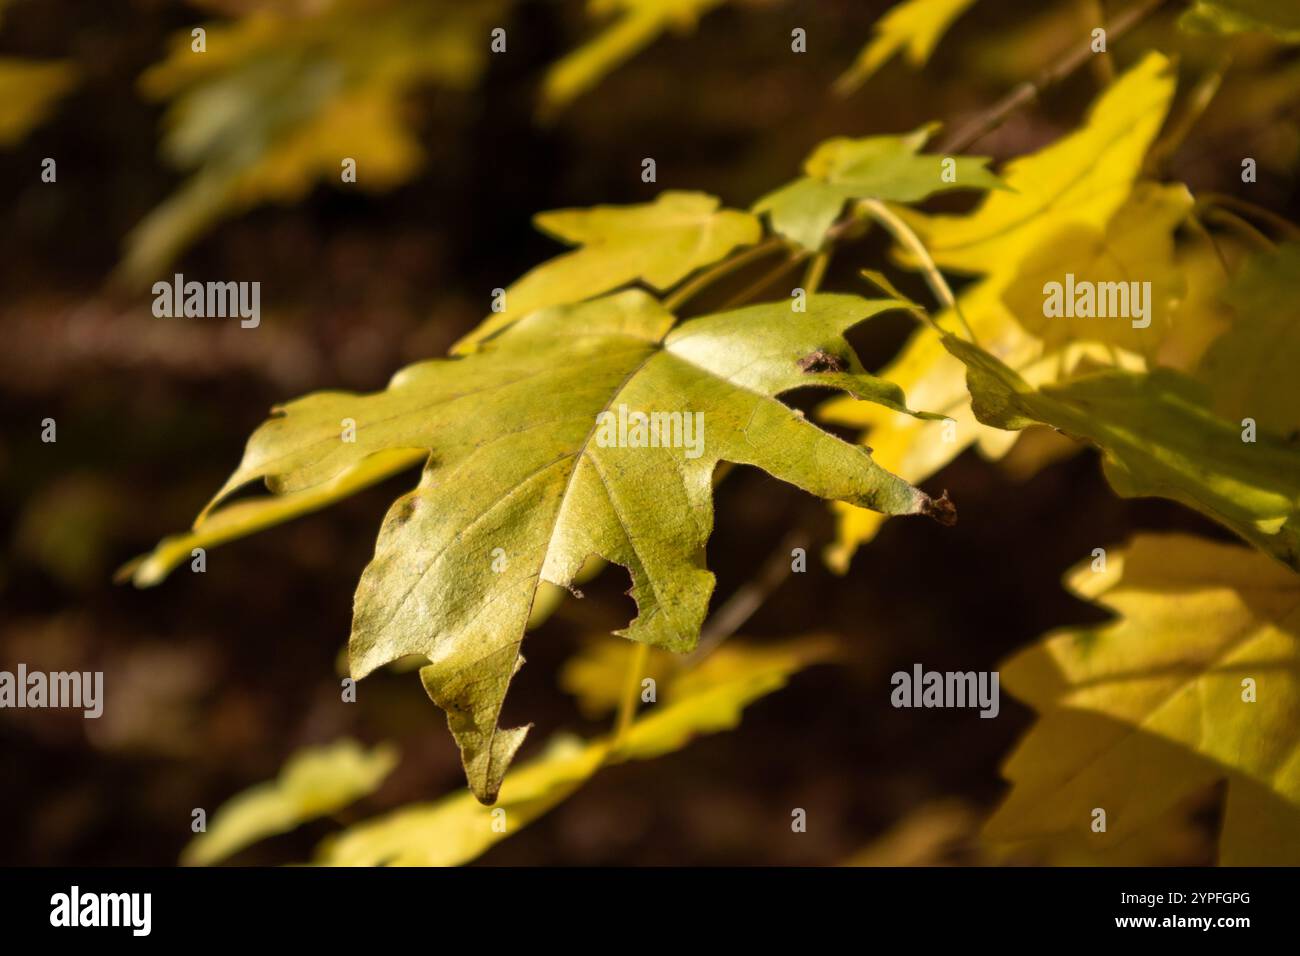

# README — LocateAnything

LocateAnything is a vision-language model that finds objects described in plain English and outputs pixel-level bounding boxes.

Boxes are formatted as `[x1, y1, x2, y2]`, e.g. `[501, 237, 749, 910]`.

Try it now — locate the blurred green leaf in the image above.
[120, 0, 502, 285]
[1180, 0, 1300, 41]
[1197, 243, 1300, 440]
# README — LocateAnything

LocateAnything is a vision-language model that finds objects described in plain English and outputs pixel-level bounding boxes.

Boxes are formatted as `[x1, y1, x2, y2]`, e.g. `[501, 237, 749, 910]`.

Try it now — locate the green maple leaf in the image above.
[753, 125, 1002, 252]
[1197, 243, 1300, 440]
[129, 290, 952, 802]
[945, 334, 1300, 570]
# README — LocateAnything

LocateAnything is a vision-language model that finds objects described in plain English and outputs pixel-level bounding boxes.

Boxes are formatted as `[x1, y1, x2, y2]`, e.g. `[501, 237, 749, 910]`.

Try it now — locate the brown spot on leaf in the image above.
[796, 349, 848, 374]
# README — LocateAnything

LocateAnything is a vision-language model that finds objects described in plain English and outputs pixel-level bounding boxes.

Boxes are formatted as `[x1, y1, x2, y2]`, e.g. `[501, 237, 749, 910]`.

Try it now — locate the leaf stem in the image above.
[1200, 206, 1276, 251]
[803, 249, 831, 294]
[1145, 53, 1230, 175]
[663, 237, 787, 312]
[717, 250, 807, 310]
[859, 199, 976, 343]
[1196, 192, 1300, 242]
[1186, 210, 1232, 276]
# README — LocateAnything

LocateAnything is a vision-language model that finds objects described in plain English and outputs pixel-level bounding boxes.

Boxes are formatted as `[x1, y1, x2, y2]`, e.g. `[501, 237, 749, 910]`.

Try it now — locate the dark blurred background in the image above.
[1, 0, 1295, 865]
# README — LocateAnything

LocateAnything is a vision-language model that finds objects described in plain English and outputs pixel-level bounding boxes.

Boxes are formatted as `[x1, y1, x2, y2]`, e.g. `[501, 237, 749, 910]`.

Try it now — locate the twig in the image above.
[686, 529, 810, 665]
[1145, 53, 1230, 175]
[941, 0, 1169, 153]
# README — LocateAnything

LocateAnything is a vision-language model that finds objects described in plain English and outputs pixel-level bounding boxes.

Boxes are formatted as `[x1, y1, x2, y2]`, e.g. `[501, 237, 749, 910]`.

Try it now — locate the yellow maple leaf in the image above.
[987, 534, 1300, 865]
[835, 0, 980, 95]
[316, 637, 836, 865]
[820, 52, 1178, 568]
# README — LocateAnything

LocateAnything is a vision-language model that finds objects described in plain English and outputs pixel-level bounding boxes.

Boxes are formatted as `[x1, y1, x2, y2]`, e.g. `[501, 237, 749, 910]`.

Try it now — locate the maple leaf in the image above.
[452, 190, 761, 354]
[1197, 242, 1300, 441]
[987, 534, 1300, 865]
[945, 333, 1300, 570]
[899, 52, 1176, 276]
[129, 290, 951, 802]
[999, 182, 1193, 359]
[752, 126, 1002, 252]
[181, 739, 397, 866]
[316, 637, 836, 865]
[818, 283, 1028, 568]
[540, 0, 727, 116]
[821, 53, 1177, 566]
[119, 0, 502, 285]
[834, 0, 981, 95]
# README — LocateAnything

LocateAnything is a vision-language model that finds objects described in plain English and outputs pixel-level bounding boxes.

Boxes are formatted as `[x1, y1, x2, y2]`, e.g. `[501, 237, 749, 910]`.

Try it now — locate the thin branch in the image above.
[941, 0, 1169, 153]
[686, 529, 810, 665]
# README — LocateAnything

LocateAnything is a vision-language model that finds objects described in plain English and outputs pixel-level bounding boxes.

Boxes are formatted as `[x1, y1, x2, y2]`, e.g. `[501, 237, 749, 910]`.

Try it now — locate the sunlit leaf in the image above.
[900, 52, 1177, 277]
[1000, 183, 1193, 359]
[946, 333, 1300, 569]
[987, 534, 1300, 865]
[753, 126, 1001, 251]
[131, 290, 950, 802]
[453, 191, 761, 353]
[822, 53, 1177, 567]
[182, 738, 397, 866]
[316, 637, 835, 865]
[541, 0, 727, 115]
[835, 0, 980, 94]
